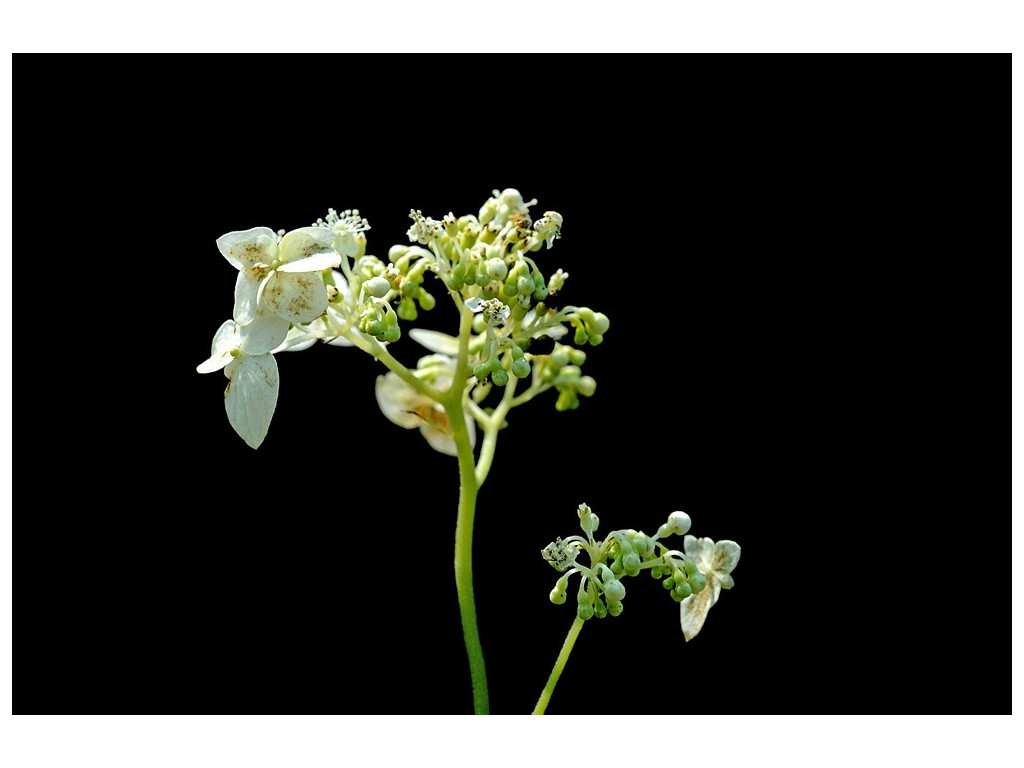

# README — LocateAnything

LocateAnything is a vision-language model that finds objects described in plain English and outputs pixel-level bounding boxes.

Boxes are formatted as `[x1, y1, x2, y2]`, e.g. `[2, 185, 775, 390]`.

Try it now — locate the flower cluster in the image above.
[542, 504, 740, 640]
[199, 189, 609, 454]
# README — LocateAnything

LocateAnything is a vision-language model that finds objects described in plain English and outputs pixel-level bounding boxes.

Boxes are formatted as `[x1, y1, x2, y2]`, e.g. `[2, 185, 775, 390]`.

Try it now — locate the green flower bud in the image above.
[517, 276, 534, 296]
[364, 319, 383, 337]
[589, 334, 604, 346]
[668, 511, 691, 536]
[447, 275, 465, 291]
[579, 512, 599, 535]
[491, 368, 509, 387]
[650, 565, 663, 579]
[593, 597, 608, 619]
[573, 325, 588, 345]
[364, 276, 391, 298]
[607, 599, 623, 617]
[569, 348, 587, 366]
[486, 258, 508, 281]
[383, 325, 401, 343]
[397, 296, 417, 321]
[577, 586, 592, 606]
[512, 358, 531, 379]
[388, 245, 410, 261]
[683, 559, 699, 578]
[603, 579, 626, 602]
[663, 576, 676, 590]
[610, 556, 624, 576]
[672, 580, 692, 600]
[549, 588, 567, 605]
[687, 571, 708, 594]
[503, 279, 519, 298]
[417, 289, 436, 311]
[556, 389, 580, 411]
[622, 553, 641, 577]
[577, 603, 594, 621]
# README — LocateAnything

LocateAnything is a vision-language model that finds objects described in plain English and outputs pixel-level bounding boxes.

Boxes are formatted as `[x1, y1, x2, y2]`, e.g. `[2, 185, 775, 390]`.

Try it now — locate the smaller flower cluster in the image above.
[542, 504, 740, 640]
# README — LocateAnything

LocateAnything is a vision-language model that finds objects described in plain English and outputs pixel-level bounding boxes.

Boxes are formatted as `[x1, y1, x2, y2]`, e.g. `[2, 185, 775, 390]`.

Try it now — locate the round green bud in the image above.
[672, 580, 692, 600]
[503, 280, 519, 298]
[364, 320, 383, 337]
[589, 334, 604, 346]
[632, 534, 650, 557]
[388, 245, 409, 261]
[491, 368, 509, 387]
[383, 325, 401, 343]
[622, 553, 641, 577]
[683, 559, 699, 578]
[577, 603, 594, 621]
[606, 600, 623, 617]
[512, 358, 531, 379]
[549, 588, 566, 605]
[576, 376, 597, 397]
[610, 556, 624, 576]
[417, 290, 436, 310]
[573, 326, 589, 345]
[511, 345, 524, 359]
[603, 579, 626, 602]
[668, 511, 691, 536]
[397, 296, 417, 321]
[473, 363, 490, 382]
[650, 565, 663, 579]
[662, 576, 675, 590]
[447, 275, 465, 291]
[687, 572, 708, 594]
[517, 276, 534, 295]
[593, 597, 608, 619]
[486, 258, 508, 281]
[577, 588, 591, 606]
[364, 276, 391, 298]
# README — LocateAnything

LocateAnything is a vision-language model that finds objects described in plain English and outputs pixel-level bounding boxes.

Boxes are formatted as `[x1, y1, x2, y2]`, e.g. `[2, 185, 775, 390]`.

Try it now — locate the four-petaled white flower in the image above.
[679, 535, 741, 641]
[465, 296, 511, 326]
[375, 356, 475, 456]
[217, 226, 341, 325]
[196, 313, 291, 449]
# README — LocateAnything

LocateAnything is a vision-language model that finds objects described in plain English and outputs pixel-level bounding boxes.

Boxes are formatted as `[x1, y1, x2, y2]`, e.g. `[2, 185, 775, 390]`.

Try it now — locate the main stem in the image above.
[449, 303, 489, 714]
[532, 616, 585, 715]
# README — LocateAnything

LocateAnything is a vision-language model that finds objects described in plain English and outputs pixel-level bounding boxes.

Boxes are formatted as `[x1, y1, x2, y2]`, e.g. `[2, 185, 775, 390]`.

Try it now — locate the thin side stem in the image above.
[532, 616, 585, 715]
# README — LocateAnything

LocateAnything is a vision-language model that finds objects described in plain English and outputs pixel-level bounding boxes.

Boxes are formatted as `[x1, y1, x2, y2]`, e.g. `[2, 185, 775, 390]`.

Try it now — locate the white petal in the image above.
[679, 584, 715, 642]
[464, 297, 483, 312]
[216, 227, 278, 270]
[327, 336, 354, 347]
[277, 227, 336, 264]
[408, 328, 461, 356]
[224, 354, 279, 449]
[276, 251, 341, 274]
[196, 320, 239, 373]
[375, 373, 422, 429]
[239, 313, 290, 355]
[716, 573, 735, 590]
[419, 408, 475, 457]
[273, 326, 320, 353]
[541, 324, 568, 340]
[683, 535, 714, 567]
[234, 270, 265, 326]
[260, 272, 329, 324]
[711, 540, 741, 575]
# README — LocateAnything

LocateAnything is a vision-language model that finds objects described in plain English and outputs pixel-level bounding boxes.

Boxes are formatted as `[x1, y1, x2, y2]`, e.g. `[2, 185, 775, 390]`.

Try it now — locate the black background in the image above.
[16, 56, 1007, 713]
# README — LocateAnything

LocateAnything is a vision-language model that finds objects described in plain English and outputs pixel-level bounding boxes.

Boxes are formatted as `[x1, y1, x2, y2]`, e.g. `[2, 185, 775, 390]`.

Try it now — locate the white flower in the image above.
[196, 313, 290, 449]
[678, 535, 741, 642]
[465, 296, 511, 326]
[374, 357, 475, 457]
[315, 208, 370, 258]
[217, 226, 341, 325]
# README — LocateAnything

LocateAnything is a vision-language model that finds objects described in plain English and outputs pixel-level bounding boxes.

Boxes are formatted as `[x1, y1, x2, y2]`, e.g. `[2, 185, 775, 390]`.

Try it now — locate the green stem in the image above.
[343, 330, 441, 401]
[532, 616, 585, 715]
[448, 302, 489, 714]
